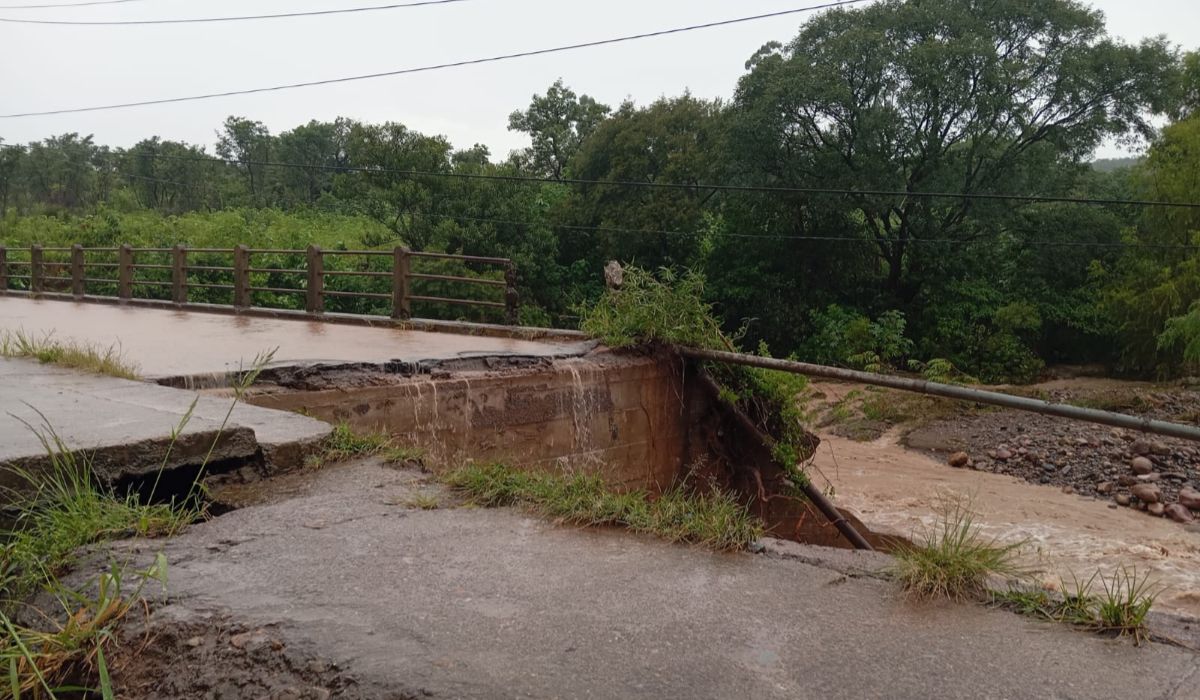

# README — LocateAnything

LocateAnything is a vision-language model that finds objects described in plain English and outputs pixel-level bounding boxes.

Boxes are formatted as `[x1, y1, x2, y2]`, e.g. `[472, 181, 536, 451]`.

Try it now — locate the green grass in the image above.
[305, 422, 392, 469]
[406, 493, 441, 510]
[383, 446, 426, 467]
[992, 568, 1159, 644]
[890, 498, 1028, 601]
[0, 329, 140, 380]
[444, 463, 763, 551]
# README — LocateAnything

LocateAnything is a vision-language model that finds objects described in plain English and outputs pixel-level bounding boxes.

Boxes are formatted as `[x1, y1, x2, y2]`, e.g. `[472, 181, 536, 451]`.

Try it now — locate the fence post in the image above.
[118, 244, 133, 300]
[233, 245, 250, 308]
[306, 244, 324, 314]
[70, 244, 85, 297]
[0, 246, 7, 292]
[171, 244, 188, 304]
[504, 263, 519, 325]
[30, 245, 44, 294]
[392, 246, 411, 319]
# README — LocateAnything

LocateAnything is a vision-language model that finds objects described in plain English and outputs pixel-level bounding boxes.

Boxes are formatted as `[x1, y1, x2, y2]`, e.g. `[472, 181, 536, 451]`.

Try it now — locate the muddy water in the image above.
[817, 430, 1200, 617]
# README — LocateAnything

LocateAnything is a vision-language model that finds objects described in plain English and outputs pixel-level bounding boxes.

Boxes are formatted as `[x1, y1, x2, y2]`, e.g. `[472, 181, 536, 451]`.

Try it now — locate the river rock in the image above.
[1136, 473, 1162, 483]
[948, 452, 970, 468]
[1115, 493, 1132, 506]
[1148, 502, 1166, 517]
[1150, 441, 1171, 456]
[1166, 504, 1195, 524]
[1097, 481, 1114, 495]
[1130, 456, 1154, 475]
[1131, 483, 1162, 504]
[1130, 439, 1152, 456]
[994, 448, 1013, 461]
[1180, 487, 1200, 510]
[1117, 475, 1139, 487]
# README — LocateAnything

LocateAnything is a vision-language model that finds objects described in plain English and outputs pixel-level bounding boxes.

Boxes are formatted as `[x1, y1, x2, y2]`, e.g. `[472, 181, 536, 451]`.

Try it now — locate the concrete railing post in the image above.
[0, 246, 7, 291]
[504, 263, 519, 325]
[30, 244, 44, 294]
[171, 243, 188, 304]
[70, 243, 85, 297]
[392, 246, 411, 320]
[306, 244, 324, 315]
[233, 244, 250, 308]
[118, 244, 133, 300]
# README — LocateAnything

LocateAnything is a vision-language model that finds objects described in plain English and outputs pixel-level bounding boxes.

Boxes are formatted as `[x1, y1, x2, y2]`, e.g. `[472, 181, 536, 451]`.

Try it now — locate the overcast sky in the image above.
[1, 0, 1198, 159]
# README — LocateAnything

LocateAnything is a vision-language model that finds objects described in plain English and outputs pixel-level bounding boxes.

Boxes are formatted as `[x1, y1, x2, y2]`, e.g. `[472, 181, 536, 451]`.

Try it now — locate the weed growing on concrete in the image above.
[383, 446, 426, 467]
[407, 493, 441, 510]
[0, 329, 140, 380]
[305, 422, 391, 469]
[445, 463, 764, 550]
[1096, 567, 1159, 644]
[891, 497, 1027, 601]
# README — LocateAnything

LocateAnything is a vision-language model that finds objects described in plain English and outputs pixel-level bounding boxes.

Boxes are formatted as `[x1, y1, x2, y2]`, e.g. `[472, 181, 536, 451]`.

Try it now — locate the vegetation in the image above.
[304, 422, 391, 469]
[890, 497, 1028, 601]
[0, 330, 140, 380]
[3, 0, 1200, 380]
[992, 568, 1159, 644]
[445, 462, 763, 551]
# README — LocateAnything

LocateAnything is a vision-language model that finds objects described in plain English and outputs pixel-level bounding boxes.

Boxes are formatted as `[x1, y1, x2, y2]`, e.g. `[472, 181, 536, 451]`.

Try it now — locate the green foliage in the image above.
[0, 330, 140, 380]
[578, 267, 729, 349]
[891, 496, 1028, 601]
[444, 463, 763, 551]
[992, 568, 1159, 644]
[1096, 567, 1159, 644]
[802, 305, 913, 371]
[305, 422, 392, 469]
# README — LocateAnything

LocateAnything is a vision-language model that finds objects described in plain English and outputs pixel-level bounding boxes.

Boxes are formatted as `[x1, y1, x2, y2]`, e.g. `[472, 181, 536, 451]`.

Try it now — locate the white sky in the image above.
[1, 0, 1198, 159]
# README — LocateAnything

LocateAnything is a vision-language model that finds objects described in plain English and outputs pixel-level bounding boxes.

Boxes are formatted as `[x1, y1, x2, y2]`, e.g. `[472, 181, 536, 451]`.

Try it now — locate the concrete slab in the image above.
[101, 459, 1200, 700]
[0, 297, 595, 381]
[0, 358, 331, 492]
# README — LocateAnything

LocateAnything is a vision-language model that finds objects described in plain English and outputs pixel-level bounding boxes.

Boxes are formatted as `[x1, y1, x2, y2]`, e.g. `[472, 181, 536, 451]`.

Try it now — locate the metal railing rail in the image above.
[0, 243, 519, 324]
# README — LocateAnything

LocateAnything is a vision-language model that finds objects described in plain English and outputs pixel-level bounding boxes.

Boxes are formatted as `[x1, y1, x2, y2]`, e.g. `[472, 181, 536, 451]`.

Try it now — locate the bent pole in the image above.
[678, 347, 1200, 443]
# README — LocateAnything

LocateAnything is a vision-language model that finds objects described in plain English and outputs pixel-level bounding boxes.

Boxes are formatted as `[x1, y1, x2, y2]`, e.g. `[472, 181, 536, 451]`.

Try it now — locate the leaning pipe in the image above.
[679, 347, 1200, 443]
[693, 370, 875, 551]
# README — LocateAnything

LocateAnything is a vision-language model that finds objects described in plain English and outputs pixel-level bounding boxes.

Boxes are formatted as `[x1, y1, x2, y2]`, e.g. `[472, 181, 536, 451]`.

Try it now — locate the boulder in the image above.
[1130, 456, 1154, 475]
[948, 452, 970, 468]
[1097, 482, 1114, 495]
[1165, 504, 1195, 524]
[1148, 502, 1166, 517]
[1130, 439, 1152, 456]
[1115, 494, 1132, 506]
[1179, 487, 1200, 510]
[1130, 483, 1161, 504]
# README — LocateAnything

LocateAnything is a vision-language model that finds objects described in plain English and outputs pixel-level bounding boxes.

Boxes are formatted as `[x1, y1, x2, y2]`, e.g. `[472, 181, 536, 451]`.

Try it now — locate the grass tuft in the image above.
[890, 497, 1027, 601]
[0, 329, 140, 380]
[305, 423, 392, 469]
[444, 462, 763, 551]
[406, 493, 441, 511]
[1096, 567, 1159, 644]
[991, 568, 1159, 644]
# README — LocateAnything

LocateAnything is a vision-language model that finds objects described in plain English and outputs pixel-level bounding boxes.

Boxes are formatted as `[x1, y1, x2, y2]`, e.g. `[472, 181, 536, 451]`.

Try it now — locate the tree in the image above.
[216, 116, 274, 205]
[508, 79, 610, 179]
[728, 0, 1177, 301]
[275, 118, 353, 205]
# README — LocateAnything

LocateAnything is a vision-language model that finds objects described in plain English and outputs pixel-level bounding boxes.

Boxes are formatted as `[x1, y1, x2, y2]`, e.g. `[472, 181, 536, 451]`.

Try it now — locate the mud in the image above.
[108, 607, 397, 699]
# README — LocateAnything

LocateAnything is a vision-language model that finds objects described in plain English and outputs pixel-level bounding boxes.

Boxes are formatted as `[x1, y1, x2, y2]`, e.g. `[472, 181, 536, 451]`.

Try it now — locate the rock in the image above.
[1131, 456, 1154, 475]
[1166, 504, 1195, 524]
[1061, 485, 1075, 495]
[603, 260, 624, 290]
[1180, 487, 1200, 510]
[1150, 441, 1171, 456]
[1130, 439, 1152, 456]
[1148, 502, 1166, 517]
[1162, 472, 1189, 482]
[1117, 475, 1139, 486]
[185, 636, 203, 648]
[948, 452, 970, 468]
[1115, 494, 1132, 506]
[1097, 482, 1114, 495]
[1041, 462, 1057, 473]
[1130, 483, 1162, 504]
[994, 448, 1013, 461]
[1136, 473, 1162, 482]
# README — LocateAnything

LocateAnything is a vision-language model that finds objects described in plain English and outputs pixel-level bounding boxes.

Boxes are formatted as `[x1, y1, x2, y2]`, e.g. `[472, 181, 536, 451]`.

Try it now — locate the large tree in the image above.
[508, 79, 610, 180]
[728, 0, 1177, 300]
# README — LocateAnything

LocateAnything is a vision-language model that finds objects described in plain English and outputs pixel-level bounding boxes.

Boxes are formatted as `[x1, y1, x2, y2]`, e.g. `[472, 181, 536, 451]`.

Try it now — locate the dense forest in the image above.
[4, 0, 1200, 383]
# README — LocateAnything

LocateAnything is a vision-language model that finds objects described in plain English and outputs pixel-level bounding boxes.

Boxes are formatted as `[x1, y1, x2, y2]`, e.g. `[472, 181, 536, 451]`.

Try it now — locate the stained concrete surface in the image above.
[0, 297, 594, 380]
[102, 459, 1200, 699]
[0, 357, 331, 487]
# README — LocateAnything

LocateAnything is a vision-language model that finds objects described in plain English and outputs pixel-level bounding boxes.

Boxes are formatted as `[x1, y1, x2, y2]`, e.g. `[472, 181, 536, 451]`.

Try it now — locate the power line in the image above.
[0, 1, 870, 118]
[129, 152, 1200, 211]
[0, 0, 471, 25]
[0, 0, 146, 8]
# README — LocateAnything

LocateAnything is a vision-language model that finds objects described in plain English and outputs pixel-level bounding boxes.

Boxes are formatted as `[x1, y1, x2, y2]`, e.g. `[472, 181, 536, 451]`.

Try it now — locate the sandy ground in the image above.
[817, 413, 1200, 618]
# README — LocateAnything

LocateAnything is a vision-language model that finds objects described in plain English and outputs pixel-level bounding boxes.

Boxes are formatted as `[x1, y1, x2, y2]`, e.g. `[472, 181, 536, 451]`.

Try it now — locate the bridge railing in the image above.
[0, 244, 519, 324]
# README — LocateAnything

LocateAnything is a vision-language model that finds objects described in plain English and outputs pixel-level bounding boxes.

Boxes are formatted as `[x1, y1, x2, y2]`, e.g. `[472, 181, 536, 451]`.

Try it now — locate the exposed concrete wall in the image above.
[247, 350, 699, 491]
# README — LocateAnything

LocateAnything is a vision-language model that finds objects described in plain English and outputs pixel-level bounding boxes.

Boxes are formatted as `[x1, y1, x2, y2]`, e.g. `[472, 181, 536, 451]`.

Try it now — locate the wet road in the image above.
[0, 297, 593, 379]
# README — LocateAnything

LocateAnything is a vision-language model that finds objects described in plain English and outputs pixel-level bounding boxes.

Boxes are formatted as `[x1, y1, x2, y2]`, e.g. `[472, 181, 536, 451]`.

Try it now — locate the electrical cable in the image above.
[0, 0, 470, 25]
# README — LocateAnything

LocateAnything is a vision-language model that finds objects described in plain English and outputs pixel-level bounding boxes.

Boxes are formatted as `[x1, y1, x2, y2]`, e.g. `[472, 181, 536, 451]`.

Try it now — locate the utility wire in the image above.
[0, 1, 870, 117]
[0, 0, 471, 25]
[127, 152, 1200, 211]
[0, 0, 146, 8]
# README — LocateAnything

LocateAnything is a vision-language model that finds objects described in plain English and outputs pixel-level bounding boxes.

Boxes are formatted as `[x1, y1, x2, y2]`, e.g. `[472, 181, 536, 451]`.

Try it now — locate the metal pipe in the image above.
[679, 347, 1200, 443]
